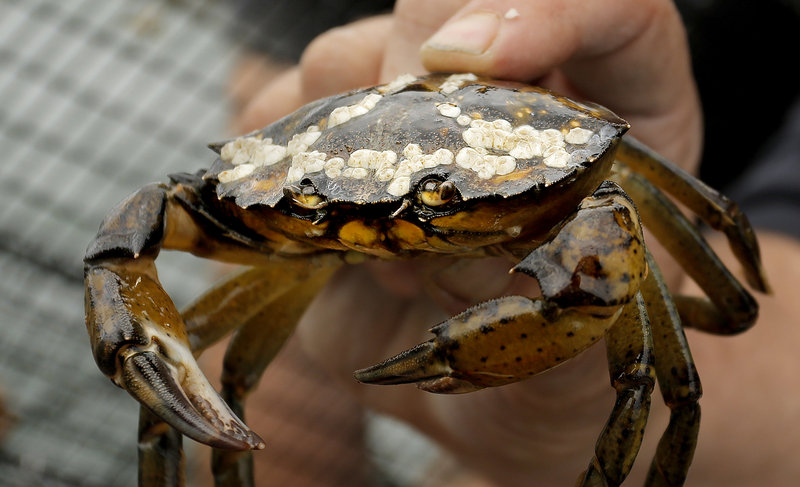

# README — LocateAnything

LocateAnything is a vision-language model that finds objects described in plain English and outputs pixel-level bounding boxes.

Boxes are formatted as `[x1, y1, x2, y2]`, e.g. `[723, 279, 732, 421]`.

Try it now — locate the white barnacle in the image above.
[342, 167, 369, 179]
[494, 155, 517, 175]
[220, 135, 276, 166]
[328, 94, 383, 128]
[287, 150, 327, 182]
[348, 149, 397, 170]
[387, 176, 411, 197]
[540, 128, 565, 147]
[439, 73, 478, 94]
[463, 118, 515, 151]
[250, 143, 287, 167]
[402, 143, 423, 159]
[217, 163, 255, 183]
[473, 156, 497, 179]
[504, 8, 520, 19]
[375, 166, 396, 182]
[455, 147, 484, 169]
[456, 114, 472, 126]
[324, 157, 345, 178]
[543, 147, 571, 168]
[377, 73, 417, 94]
[287, 126, 322, 155]
[565, 127, 594, 145]
[286, 165, 306, 183]
[436, 102, 461, 118]
[425, 148, 454, 167]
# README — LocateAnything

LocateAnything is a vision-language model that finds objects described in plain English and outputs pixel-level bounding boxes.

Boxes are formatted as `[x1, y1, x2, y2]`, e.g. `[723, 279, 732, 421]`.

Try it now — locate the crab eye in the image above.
[284, 180, 327, 209]
[419, 179, 457, 207]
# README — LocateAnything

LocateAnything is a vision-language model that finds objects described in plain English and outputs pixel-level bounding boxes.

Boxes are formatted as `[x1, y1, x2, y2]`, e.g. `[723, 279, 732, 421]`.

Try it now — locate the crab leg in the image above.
[640, 252, 702, 487]
[576, 291, 656, 487]
[84, 174, 332, 455]
[615, 137, 768, 292]
[139, 407, 185, 487]
[355, 181, 647, 391]
[210, 268, 336, 487]
[611, 167, 758, 334]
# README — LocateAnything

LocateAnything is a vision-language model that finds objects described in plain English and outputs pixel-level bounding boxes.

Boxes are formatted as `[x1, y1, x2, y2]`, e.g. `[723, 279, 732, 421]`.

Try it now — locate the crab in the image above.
[84, 73, 768, 486]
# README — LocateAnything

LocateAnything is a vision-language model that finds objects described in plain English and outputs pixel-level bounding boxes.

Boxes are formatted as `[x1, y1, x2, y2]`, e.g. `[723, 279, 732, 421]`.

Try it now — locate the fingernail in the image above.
[423, 11, 500, 55]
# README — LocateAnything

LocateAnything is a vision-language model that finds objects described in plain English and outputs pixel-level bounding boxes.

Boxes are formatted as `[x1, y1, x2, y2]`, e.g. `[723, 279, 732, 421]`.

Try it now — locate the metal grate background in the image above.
[0, 1, 445, 486]
[5, 1, 797, 486]
[0, 0, 241, 485]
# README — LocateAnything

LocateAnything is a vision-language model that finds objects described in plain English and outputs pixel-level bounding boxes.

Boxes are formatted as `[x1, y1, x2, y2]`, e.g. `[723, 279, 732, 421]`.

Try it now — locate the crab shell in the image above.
[206, 73, 629, 212]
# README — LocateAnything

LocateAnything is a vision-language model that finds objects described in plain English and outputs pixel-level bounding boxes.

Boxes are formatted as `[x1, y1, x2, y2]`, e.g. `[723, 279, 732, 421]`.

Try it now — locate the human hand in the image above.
[231, 1, 702, 485]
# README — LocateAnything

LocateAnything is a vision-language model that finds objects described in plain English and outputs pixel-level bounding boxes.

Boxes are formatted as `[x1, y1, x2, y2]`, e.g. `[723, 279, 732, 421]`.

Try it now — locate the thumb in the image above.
[417, 0, 700, 168]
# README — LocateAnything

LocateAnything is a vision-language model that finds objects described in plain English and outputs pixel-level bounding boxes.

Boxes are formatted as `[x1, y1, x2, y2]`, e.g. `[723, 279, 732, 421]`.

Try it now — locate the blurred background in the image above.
[0, 1, 247, 485]
[1, 0, 799, 486]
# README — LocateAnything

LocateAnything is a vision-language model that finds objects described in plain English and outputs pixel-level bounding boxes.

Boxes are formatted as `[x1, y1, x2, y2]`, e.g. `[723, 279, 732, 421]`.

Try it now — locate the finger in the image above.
[380, 0, 468, 79]
[299, 15, 394, 101]
[233, 67, 303, 133]
[418, 0, 700, 167]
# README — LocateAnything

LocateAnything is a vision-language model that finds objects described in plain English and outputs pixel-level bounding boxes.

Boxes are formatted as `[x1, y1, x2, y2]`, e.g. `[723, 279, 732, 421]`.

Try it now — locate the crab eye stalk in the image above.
[284, 181, 328, 210]
[419, 179, 457, 207]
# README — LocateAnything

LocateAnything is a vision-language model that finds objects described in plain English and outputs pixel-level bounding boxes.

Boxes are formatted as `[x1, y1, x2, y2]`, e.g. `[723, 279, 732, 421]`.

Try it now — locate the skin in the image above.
[219, 0, 800, 485]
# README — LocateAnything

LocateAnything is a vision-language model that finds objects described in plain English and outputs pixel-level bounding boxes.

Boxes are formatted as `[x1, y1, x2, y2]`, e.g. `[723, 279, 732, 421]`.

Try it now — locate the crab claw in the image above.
[353, 341, 485, 394]
[85, 264, 265, 451]
[355, 296, 621, 394]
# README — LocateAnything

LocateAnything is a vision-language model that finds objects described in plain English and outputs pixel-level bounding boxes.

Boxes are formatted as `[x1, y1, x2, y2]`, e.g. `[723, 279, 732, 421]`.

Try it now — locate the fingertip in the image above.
[233, 68, 303, 134]
[299, 15, 393, 100]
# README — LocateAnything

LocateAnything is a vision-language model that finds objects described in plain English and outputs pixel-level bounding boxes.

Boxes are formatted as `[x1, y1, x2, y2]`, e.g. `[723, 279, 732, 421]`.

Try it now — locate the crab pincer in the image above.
[84, 184, 264, 451]
[356, 182, 649, 395]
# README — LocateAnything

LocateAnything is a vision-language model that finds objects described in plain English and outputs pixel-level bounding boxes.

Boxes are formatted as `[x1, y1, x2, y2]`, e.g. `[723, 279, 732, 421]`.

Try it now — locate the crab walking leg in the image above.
[211, 268, 337, 487]
[640, 252, 702, 487]
[355, 182, 648, 392]
[576, 292, 656, 487]
[615, 137, 769, 292]
[183, 258, 342, 353]
[139, 407, 185, 487]
[611, 167, 759, 334]
[84, 178, 293, 452]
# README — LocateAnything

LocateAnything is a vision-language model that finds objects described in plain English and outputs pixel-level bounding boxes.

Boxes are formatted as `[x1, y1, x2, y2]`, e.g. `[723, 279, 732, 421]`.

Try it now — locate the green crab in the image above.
[84, 73, 768, 486]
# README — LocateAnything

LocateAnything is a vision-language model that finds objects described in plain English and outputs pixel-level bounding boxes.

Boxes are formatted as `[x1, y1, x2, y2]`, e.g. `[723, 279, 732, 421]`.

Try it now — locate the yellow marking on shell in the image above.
[339, 221, 382, 247]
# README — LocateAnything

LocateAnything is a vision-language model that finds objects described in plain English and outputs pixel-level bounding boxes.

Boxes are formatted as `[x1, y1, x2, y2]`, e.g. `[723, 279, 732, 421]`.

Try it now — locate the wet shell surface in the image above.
[206, 73, 629, 207]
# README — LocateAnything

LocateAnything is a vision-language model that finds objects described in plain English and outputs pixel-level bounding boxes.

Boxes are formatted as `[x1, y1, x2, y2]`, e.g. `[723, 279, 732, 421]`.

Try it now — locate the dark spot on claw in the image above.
[499, 317, 510, 325]
[480, 356, 488, 363]
[480, 325, 494, 334]
[520, 333, 527, 339]
[500, 345, 506, 351]
[515, 356, 522, 362]
[566, 331, 574, 337]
